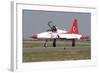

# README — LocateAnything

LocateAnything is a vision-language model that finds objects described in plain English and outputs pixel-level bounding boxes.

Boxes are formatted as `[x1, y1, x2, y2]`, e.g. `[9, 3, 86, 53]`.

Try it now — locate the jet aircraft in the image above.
[31, 19, 89, 47]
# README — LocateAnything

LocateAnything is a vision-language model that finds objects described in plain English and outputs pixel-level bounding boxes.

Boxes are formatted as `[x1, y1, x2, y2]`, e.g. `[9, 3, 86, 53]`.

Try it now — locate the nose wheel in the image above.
[44, 40, 48, 48]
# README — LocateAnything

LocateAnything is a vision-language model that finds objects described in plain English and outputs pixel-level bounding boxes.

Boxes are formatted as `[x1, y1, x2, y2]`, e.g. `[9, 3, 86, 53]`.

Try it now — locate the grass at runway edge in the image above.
[23, 49, 91, 62]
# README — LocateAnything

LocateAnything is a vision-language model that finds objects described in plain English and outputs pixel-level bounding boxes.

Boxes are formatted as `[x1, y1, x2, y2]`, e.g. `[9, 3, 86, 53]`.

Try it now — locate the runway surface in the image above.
[23, 46, 90, 53]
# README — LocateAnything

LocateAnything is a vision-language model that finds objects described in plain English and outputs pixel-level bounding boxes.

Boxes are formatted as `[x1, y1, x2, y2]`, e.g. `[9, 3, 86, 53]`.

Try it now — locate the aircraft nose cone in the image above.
[31, 34, 37, 39]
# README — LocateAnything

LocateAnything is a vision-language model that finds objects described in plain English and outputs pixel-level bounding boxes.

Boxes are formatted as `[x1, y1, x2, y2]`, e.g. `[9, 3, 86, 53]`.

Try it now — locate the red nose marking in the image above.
[31, 34, 37, 39]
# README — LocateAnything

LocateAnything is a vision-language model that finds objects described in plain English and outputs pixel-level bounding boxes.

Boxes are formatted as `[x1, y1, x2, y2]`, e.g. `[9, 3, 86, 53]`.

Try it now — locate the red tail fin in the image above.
[69, 19, 79, 34]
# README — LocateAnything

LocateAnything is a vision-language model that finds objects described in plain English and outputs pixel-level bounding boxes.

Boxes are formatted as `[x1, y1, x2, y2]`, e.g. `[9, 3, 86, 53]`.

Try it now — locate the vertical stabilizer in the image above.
[69, 19, 79, 34]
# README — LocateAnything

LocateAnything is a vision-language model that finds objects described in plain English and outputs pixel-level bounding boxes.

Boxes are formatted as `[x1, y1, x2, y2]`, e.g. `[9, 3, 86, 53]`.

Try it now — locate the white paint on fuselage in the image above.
[37, 29, 82, 39]
[59, 34, 82, 39]
[37, 31, 57, 38]
[37, 29, 66, 39]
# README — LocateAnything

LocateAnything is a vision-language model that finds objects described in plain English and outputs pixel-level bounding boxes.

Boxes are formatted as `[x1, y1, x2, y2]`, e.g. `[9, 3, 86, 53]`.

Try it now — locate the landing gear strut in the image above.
[72, 39, 75, 47]
[44, 40, 48, 48]
[53, 39, 56, 47]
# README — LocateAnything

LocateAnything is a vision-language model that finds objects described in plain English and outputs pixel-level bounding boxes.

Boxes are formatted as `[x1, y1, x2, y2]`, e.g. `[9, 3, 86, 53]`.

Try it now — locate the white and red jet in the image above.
[31, 19, 89, 47]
